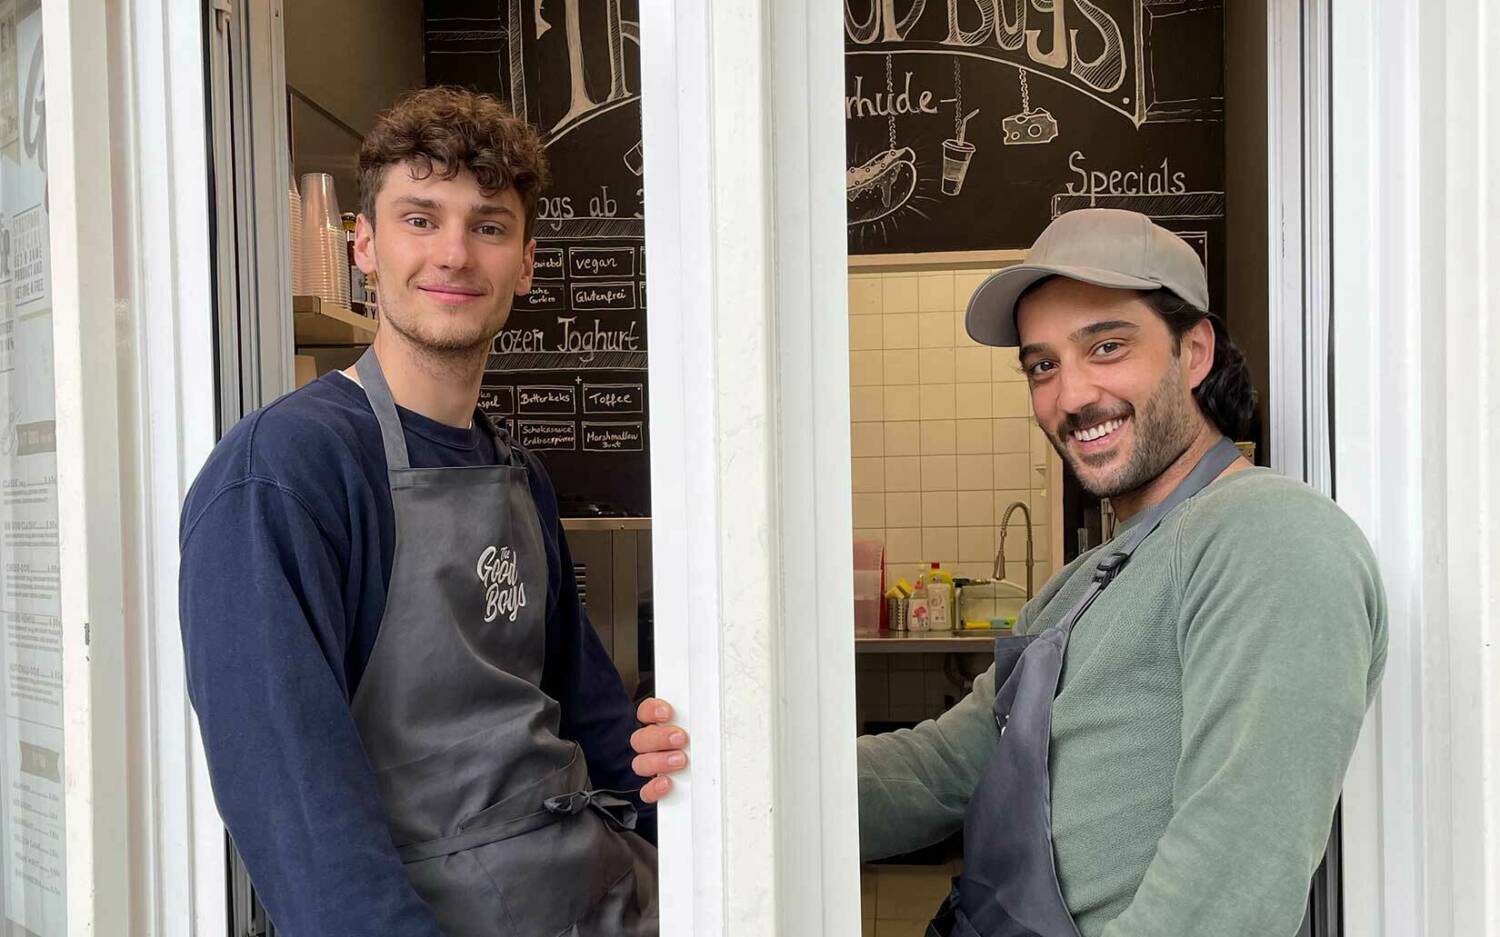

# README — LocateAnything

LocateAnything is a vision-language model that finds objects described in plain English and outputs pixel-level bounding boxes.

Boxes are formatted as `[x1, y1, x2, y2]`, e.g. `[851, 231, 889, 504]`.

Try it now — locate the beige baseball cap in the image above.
[965, 208, 1209, 347]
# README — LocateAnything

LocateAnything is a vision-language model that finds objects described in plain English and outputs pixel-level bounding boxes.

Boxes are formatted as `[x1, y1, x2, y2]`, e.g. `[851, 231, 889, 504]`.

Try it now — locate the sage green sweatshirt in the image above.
[857, 469, 1387, 937]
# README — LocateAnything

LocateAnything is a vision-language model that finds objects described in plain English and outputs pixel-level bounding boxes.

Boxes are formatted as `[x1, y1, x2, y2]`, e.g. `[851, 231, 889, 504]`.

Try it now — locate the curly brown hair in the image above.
[358, 86, 551, 239]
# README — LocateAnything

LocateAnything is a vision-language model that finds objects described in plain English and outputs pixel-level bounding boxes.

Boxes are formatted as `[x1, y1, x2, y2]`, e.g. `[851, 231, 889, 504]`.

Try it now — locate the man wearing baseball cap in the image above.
[632, 209, 1387, 936]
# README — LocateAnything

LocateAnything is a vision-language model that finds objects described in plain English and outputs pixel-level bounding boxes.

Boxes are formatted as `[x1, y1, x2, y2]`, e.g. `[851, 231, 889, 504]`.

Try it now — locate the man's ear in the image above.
[514, 237, 536, 297]
[1183, 318, 1216, 392]
[354, 213, 377, 276]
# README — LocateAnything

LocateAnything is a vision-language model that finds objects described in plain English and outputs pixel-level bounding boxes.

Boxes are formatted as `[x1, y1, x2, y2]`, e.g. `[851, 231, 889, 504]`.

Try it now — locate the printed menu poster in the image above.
[0, 3, 65, 933]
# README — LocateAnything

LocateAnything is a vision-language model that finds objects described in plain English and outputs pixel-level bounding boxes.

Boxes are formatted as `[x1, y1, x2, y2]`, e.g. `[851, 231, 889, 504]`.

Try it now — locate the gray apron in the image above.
[350, 349, 657, 937]
[928, 437, 1242, 937]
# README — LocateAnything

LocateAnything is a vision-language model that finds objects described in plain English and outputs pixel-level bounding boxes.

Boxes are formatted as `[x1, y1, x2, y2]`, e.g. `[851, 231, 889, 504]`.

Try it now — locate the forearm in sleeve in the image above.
[857, 663, 999, 861]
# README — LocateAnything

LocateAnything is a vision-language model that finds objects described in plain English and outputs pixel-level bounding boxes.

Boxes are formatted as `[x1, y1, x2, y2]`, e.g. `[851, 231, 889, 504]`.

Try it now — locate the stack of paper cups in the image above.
[299, 173, 350, 307]
[288, 182, 305, 295]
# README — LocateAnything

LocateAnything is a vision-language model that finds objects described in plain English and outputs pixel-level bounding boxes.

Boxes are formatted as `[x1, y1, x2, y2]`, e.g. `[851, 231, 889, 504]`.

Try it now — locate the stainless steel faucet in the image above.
[996, 500, 1035, 599]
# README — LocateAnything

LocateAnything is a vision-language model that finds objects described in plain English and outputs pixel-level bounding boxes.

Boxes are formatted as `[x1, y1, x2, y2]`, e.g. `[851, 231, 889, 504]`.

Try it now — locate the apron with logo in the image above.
[349, 349, 657, 937]
[927, 437, 1242, 937]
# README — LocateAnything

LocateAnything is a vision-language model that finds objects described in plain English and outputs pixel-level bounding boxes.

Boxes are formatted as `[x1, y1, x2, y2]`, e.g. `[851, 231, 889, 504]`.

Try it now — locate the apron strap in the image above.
[1056, 437, 1242, 644]
[544, 788, 640, 832]
[395, 787, 637, 864]
[397, 805, 560, 863]
[392, 749, 628, 864]
[354, 348, 412, 472]
[473, 406, 523, 468]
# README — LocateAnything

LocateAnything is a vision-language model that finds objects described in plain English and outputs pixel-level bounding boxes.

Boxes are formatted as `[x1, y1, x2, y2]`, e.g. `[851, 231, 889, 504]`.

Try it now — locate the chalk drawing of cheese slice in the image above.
[847, 147, 918, 225]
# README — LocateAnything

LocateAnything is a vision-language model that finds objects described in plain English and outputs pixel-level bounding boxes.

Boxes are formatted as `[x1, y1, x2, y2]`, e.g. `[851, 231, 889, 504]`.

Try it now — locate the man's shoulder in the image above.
[1174, 468, 1377, 575]
[1189, 468, 1356, 526]
[182, 376, 378, 529]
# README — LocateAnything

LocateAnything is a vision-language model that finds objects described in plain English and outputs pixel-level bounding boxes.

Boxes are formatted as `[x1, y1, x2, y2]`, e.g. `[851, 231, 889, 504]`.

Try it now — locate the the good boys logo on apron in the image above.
[476, 544, 528, 623]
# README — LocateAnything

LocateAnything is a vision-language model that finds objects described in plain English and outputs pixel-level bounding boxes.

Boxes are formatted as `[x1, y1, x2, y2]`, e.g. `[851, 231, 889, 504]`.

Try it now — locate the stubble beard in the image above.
[374, 277, 507, 371]
[1046, 356, 1202, 500]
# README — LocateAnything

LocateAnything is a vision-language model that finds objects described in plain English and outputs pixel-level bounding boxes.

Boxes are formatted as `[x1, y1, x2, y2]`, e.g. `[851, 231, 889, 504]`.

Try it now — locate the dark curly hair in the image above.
[1140, 289, 1257, 440]
[358, 86, 551, 239]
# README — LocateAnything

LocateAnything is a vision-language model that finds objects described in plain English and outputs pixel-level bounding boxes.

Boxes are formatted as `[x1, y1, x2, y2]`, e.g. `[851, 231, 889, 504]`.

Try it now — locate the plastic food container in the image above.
[853, 540, 885, 632]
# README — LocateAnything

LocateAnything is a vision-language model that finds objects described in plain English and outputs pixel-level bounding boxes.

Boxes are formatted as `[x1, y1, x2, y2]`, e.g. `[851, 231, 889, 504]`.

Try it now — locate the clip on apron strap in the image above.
[1054, 437, 1242, 647]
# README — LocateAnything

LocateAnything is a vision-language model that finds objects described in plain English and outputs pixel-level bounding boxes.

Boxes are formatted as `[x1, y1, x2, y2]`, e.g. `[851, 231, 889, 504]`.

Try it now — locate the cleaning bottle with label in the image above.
[909, 572, 930, 632]
[925, 561, 954, 631]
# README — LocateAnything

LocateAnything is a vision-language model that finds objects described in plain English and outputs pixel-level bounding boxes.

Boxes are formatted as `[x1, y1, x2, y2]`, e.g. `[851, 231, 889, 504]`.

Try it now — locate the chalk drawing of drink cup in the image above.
[941, 139, 975, 196]
[940, 109, 980, 197]
[623, 139, 644, 176]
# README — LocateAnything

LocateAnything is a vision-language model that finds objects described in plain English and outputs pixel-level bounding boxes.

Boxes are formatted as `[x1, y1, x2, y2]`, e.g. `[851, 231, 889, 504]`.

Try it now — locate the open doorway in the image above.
[207, 2, 656, 933]
[839, 3, 1303, 933]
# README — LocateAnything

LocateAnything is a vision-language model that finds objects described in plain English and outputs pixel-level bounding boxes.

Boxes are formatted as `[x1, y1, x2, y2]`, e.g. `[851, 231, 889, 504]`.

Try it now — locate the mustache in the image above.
[1058, 404, 1133, 437]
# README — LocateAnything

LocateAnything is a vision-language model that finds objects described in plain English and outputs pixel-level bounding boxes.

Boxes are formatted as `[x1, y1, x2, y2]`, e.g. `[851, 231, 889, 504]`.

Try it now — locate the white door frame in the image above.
[127, 0, 1500, 934]
[46, 0, 133, 928]
[1321, 1, 1499, 935]
[102, 0, 227, 933]
[640, 2, 862, 934]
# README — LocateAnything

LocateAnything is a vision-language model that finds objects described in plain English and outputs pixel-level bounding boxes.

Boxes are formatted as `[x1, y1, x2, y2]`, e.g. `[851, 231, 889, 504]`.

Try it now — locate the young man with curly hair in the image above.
[180, 87, 657, 936]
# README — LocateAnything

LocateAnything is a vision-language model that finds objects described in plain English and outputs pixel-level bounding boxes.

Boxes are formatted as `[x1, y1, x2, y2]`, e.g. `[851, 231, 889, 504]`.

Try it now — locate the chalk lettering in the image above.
[569, 247, 636, 279]
[574, 286, 629, 305]
[582, 421, 645, 453]
[516, 284, 566, 311]
[518, 385, 578, 415]
[845, 71, 939, 120]
[538, 196, 575, 220]
[532, 248, 566, 278]
[559, 318, 642, 363]
[518, 420, 579, 451]
[583, 383, 645, 414]
[570, 282, 637, 311]
[478, 383, 516, 415]
[494, 327, 548, 354]
[850, 0, 1132, 101]
[1065, 150, 1188, 200]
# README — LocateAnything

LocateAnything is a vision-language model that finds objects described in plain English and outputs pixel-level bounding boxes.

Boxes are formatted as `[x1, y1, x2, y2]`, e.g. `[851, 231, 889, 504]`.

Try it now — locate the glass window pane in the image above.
[0, 3, 65, 933]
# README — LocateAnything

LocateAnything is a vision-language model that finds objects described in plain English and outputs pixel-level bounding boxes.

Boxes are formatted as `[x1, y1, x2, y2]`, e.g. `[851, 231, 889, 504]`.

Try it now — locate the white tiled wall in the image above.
[849, 267, 1054, 590]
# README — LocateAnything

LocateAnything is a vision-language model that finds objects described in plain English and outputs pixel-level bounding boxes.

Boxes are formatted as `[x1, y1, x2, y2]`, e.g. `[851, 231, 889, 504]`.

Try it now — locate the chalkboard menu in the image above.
[426, 1, 649, 516]
[844, 0, 1226, 310]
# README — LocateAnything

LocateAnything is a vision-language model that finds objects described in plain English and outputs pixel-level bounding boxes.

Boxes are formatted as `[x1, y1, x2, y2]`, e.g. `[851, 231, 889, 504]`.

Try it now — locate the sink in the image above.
[958, 581, 1027, 629]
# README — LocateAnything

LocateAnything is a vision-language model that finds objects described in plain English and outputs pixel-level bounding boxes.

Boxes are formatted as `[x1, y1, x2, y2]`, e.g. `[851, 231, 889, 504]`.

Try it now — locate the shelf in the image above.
[561, 517, 652, 531]
[293, 295, 378, 345]
[854, 629, 1006, 654]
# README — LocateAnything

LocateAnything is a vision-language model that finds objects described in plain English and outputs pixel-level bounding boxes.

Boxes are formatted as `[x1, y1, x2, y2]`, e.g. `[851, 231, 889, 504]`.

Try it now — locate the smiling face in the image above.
[354, 161, 535, 357]
[1016, 278, 1214, 500]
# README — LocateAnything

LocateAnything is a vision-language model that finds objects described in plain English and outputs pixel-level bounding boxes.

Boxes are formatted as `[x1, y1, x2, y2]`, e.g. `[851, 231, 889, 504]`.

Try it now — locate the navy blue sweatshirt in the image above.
[179, 372, 652, 937]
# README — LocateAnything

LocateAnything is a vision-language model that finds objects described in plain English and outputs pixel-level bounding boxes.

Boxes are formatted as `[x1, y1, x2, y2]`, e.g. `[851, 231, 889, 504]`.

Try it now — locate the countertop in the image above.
[854, 629, 1011, 653]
